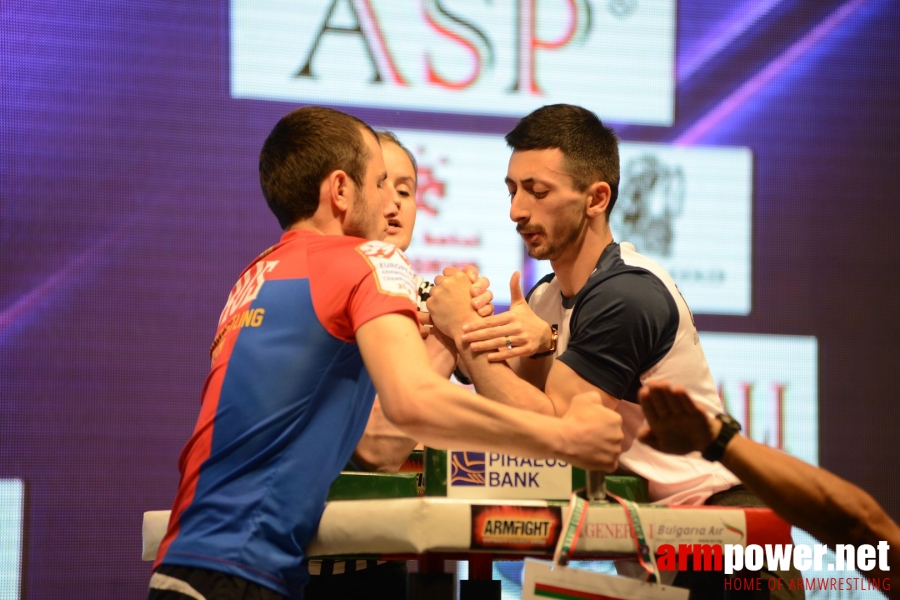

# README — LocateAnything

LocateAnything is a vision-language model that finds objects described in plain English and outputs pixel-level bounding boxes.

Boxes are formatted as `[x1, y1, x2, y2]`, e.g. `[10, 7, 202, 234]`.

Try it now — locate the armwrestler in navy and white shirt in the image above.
[525, 240, 738, 504]
[427, 104, 802, 599]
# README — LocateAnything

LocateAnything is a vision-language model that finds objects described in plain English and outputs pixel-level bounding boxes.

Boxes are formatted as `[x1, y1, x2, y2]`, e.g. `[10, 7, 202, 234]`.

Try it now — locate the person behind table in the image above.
[351, 131, 494, 476]
[426, 103, 802, 599]
[637, 380, 899, 600]
[304, 130, 478, 598]
[148, 106, 624, 600]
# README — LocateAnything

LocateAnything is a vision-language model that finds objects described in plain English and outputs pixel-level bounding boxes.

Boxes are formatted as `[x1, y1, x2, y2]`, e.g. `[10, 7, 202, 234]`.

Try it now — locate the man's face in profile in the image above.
[506, 148, 588, 261]
[345, 129, 389, 241]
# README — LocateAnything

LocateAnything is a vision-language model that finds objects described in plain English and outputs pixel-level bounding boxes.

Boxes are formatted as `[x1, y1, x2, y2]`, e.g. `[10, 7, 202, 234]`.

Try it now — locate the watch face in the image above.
[719, 413, 742, 432]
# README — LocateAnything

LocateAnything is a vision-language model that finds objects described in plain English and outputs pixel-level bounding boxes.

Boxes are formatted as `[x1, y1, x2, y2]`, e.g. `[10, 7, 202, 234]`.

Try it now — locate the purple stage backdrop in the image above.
[1, 0, 899, 598]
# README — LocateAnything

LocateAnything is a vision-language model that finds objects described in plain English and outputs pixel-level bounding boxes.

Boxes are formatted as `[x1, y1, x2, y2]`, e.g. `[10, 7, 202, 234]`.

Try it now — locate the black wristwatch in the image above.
[702, 414, 741, 462]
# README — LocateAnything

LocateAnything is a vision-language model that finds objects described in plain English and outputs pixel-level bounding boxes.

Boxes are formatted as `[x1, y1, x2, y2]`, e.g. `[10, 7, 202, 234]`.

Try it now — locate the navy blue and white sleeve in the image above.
[558, 272, 678, 402]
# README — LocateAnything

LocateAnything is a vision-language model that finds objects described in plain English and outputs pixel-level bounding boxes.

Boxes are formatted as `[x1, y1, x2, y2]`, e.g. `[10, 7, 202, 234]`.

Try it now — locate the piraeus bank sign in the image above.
[448, 451, 573, 499]
[231, 0, 676, 125]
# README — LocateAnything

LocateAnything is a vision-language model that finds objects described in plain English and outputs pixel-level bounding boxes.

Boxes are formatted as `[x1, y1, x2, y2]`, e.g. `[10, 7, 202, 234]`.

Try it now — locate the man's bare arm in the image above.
[722, 436, 899, 580]
[428, 269, 621, 417]
[356, 313, 624, 472]
[352, 331, 456, 472]
[638, 381, 900, 587]
[353, 268, 492, 472]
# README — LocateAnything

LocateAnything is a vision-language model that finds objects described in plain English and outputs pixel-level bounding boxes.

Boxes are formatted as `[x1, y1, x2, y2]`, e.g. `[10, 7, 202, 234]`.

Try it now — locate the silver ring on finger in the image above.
[505, 337, 513, 350]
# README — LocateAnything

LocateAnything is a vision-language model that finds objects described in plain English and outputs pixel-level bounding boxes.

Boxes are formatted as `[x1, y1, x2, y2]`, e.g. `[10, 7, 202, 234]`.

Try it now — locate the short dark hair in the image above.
[259, 106, 376, 229]
[505, 104, 620, 215]
[376, 130, 418, 186]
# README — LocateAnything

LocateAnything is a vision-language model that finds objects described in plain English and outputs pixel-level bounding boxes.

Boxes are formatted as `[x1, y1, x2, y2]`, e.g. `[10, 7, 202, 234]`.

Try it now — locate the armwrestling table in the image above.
[142, 497, 792, 600]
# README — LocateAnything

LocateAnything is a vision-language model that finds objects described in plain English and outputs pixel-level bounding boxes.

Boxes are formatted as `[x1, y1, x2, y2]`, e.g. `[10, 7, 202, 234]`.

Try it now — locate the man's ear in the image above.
[321, 170, 351, 215]
[585, 181, 612, 218]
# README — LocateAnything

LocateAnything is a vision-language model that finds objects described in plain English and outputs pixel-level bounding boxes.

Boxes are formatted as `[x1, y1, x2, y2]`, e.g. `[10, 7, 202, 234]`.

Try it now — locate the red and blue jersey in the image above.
[154, 230, 418, 597]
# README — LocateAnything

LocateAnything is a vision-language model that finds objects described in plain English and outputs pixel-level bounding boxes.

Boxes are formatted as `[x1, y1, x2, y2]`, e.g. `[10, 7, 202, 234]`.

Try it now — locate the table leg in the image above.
[408, 553, 454, 600]
[459, 554, 501, 600]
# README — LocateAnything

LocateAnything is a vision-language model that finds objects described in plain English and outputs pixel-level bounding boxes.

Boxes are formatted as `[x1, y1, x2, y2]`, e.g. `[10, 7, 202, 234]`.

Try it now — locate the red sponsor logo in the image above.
[471, 505, 561, 551]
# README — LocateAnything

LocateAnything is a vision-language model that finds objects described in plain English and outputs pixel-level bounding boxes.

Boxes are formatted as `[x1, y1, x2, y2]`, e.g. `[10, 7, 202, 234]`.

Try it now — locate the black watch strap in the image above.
[702, 413, 741, 462]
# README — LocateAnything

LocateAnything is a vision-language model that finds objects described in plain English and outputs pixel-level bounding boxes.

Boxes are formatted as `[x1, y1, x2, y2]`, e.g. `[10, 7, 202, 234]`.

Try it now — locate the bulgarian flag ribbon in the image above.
[607, 491, 661, 583]
[552, 492, 588, 565]
[523, 490, 686, 600]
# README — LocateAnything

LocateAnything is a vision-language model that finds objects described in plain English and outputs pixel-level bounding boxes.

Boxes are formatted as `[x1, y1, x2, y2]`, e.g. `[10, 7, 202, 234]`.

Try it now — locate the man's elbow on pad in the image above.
[376, 375, 444, 433]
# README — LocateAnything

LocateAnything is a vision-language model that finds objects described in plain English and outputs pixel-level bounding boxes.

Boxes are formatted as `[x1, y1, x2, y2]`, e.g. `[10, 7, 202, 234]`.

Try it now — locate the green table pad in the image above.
[327, 471, 419, 501]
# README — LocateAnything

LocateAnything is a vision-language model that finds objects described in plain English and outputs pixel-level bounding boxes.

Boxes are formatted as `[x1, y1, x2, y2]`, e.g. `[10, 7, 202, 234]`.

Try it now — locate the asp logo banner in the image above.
[230, 0, 676, 125]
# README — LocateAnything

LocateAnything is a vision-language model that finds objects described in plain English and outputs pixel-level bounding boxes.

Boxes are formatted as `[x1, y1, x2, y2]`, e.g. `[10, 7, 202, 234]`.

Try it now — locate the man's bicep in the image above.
[356, 312, 434, 419]
[545, 360, 622, 415]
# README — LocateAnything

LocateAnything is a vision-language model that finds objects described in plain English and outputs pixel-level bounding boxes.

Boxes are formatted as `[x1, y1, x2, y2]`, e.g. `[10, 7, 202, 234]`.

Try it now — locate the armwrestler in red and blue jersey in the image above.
[149, 106, 626, 600]
[152, 232, 418, 596]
